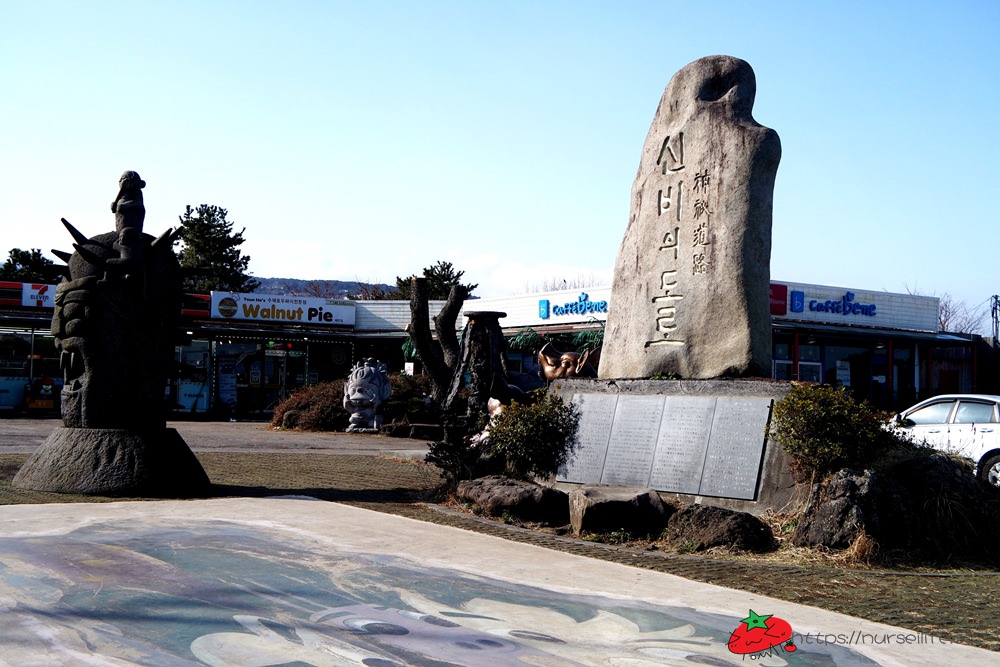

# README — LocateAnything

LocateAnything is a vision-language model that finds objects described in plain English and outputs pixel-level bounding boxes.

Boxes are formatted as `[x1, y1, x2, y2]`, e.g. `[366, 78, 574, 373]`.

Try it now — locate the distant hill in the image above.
[253, 277, 394, 300]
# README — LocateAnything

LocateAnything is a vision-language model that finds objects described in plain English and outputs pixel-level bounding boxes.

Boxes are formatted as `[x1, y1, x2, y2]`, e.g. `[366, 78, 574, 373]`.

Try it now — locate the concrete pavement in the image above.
[0, 497, 995, 666]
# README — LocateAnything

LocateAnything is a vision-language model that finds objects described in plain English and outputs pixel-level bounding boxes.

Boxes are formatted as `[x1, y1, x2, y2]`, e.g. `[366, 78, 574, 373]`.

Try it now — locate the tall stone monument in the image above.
[13, 171, 211, 497]
[600, 56, 781, 379]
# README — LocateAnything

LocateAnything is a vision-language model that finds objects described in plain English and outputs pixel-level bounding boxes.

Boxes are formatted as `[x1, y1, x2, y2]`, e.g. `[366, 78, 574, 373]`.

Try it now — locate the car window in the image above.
[905, 401, 954, 425]
[954, 401, 997, 424]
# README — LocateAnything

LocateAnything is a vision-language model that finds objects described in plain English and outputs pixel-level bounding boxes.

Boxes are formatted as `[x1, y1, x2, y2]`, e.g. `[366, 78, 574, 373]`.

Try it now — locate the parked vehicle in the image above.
[894, 394, 1000, 487]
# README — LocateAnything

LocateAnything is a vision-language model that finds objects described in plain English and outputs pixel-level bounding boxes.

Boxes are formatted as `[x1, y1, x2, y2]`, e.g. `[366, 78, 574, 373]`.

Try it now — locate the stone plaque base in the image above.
[550, 378, 795, 513]
[12, 427, 211, 497]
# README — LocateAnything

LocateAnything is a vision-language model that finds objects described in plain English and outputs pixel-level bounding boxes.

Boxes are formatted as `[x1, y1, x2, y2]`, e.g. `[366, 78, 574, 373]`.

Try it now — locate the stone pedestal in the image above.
[446, 310, 512, 419]
[12, 427, 211, 497]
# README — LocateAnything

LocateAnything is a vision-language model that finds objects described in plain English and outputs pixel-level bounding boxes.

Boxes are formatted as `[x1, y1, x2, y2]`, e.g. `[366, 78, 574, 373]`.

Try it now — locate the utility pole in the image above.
[991, 295, 999, 343]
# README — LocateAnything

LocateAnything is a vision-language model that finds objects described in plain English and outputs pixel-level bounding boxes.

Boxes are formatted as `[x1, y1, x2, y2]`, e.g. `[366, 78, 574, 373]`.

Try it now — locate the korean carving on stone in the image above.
[13, 171, 210, 496]
[600, 56, 781, 379]
[343, 358, 392, 432]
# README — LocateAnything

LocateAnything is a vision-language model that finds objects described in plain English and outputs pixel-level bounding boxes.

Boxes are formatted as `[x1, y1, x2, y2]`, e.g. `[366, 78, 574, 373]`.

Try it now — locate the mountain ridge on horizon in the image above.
[252, 277, 393, 299]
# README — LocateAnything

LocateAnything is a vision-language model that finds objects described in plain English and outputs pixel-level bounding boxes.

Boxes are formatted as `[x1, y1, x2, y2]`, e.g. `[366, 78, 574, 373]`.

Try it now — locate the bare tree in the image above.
[348, 282, 402, 300]
[299, 281, 341, 298]
[518, 273, 608, 294]
[906, 286, 987, 334]
[938, 293, 987, 334]
[405, 277, 468, 406]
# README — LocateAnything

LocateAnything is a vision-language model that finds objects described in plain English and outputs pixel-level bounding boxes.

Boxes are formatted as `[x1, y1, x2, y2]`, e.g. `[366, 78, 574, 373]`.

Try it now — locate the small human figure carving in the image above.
[111, 170, 146, 241]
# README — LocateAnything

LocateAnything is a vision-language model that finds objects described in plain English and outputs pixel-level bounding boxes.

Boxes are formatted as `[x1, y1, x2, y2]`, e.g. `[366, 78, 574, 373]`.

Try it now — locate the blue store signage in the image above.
[791, 290, 876, 318]
[539, 293, 608, 319]
[790, 290, 805, 313]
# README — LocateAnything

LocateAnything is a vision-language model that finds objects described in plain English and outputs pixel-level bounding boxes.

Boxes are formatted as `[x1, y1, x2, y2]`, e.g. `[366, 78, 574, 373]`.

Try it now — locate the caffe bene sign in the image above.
[210, 292, 356, 326]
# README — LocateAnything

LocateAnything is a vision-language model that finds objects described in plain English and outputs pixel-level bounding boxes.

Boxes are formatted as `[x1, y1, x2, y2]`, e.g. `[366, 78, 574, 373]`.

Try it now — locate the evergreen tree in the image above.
[0, 248, 56, 282]
[394, 261, 477, 300]
[176, 205, 260, 293]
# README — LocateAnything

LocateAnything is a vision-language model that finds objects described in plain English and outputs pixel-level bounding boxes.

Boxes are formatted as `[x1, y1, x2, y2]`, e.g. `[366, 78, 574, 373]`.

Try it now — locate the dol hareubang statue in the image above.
[12, 171, 211, 496]
[343, 358, 392, 432]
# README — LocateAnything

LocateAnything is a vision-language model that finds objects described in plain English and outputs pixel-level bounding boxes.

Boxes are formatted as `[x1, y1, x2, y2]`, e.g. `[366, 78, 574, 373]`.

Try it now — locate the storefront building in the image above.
[471, 282, 988, 411]
[767, 282, 976, 409]
[0, 280, 989, 417]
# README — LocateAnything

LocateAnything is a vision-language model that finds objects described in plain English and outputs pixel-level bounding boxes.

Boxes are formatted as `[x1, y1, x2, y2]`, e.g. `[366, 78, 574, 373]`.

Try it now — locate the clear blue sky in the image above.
[2, 1, 997, 328]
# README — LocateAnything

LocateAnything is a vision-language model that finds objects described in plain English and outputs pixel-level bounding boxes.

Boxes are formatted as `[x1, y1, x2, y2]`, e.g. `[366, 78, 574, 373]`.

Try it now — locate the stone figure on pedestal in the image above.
[13, 172, 211, 497]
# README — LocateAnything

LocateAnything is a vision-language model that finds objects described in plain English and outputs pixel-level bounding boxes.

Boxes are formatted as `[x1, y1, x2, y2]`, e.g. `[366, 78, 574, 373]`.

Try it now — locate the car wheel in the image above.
[979, 454, 1000, 488]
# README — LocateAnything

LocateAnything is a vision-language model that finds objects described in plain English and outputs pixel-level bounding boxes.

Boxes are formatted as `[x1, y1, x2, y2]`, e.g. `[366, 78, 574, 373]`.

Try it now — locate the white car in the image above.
[895, 394, 1000, 487]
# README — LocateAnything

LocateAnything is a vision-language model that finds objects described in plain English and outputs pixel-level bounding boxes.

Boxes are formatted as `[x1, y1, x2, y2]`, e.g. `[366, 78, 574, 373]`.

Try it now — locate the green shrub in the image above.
[488, 390, 581, 480]
[772, 384, 902, 478]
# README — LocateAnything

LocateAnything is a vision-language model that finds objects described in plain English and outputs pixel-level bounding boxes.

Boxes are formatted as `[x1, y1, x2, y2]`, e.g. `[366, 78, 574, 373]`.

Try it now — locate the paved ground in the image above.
[1, 418, 999, 664]
[0, 417, 431, 458]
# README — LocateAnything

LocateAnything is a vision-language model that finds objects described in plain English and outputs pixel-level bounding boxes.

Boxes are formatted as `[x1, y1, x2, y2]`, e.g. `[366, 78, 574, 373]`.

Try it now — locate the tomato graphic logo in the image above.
[727, 609, 796, 655]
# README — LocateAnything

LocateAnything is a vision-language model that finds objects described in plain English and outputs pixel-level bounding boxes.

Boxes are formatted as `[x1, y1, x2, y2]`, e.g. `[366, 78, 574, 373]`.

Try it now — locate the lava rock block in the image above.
[569, 485, 674, 537]
[791, 468, 909, 550]
[888, 454, 1000, 560]
[457, 475, 569, 525]
[666, 503, 774, 552]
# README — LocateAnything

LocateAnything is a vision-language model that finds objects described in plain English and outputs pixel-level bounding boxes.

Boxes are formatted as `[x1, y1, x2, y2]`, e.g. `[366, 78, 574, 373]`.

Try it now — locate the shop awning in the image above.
[772, 320, 974, 344]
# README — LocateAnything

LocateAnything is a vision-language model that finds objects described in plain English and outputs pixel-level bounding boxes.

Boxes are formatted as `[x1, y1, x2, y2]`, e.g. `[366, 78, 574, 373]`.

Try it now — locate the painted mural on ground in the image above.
[0, 519, 878, 666]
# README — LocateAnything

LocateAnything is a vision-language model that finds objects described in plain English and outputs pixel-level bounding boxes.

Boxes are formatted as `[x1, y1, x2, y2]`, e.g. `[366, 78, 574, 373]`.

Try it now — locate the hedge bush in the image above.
[488, 390, 581, 480]
[772, 384, 903, 479]
[271, 372, 442, 431]
[270, 380, 349, 431]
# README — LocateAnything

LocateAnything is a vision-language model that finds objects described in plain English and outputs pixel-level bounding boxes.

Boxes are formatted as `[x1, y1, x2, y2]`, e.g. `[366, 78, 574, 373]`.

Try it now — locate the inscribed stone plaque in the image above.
[698, 397, 773, 499]
[558, 393, 618, 483]
[648, 396, 717, 494]
[600, 395, 666, 486]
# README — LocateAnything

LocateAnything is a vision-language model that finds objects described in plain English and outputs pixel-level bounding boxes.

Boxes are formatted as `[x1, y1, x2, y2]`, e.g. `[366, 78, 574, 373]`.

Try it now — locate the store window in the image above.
[823, 345, 868, 389]
[798, 362, 822, 383]
[173, 340, 210, 412]
[799, 344, 820, 362]
[773, 360, 793, 381]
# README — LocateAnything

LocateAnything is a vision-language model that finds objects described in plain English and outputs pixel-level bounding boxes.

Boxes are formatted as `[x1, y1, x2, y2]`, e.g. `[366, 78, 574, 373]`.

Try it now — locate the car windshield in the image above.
[954, 401, 996, 424]
[905, 401, 954, 425]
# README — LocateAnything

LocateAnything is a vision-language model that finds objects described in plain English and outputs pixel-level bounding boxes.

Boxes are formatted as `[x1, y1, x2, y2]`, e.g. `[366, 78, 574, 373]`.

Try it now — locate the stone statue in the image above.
[343, 358, 392, 432]
[600, 56, 781, 380]
[12, 172, 210, 496]
[538, 342, 601, 382]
